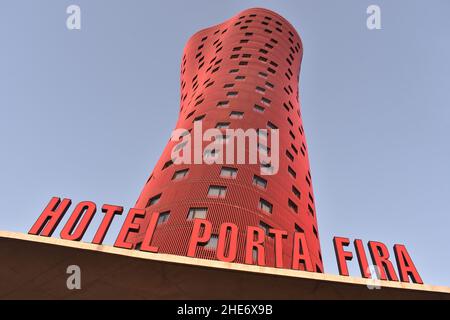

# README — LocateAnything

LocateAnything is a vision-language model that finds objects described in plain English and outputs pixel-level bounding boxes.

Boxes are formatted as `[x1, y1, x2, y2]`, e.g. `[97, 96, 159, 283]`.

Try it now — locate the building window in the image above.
[220, 167, 238, 179]
[289, 130, 296, 140]
[306, 175, 311, 186]
[147, 193, 161, 207]
[288, 166, 296, 179]
[313, 225, 318, 238]
[205, 234, 218, 249]
[259, 221, 273, 236]
[162, 160, 173, 170]
[193, 114, 205, 122]
[216, 122, 230, 129]
[295, 223, 304, 233]
[267, 121, 278, 130]
[308, 204, 315, 216]
[288, 198, 298, 213]
[217, 101, 229, 107]
[254, 104, 265, 113]
[157, 211, 170, 225]
[230, 111, 244, 119]
[187, 207, 207, 220]
[286, 150, 294, 161]
[227, 91, 238, 97]
[253, 175, 267, 189]
[291, 144, 298, 154]
[208, 185, 227, 198]
[172, 168, 189, 180]
[186, 110, 195, 120]
[292, 186, 301, 199]
[259, 198, 273, 214]
[261, 97, 271, 105]
[270, 61, 279, 68]
[195, 98, 204, 106]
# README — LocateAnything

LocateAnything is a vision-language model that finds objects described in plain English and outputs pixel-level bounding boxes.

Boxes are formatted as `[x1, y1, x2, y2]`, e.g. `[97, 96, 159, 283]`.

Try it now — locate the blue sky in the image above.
[1, 0, 449, 286]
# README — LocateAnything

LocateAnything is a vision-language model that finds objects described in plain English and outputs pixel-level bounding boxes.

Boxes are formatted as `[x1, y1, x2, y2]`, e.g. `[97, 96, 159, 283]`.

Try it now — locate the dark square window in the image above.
[157, 211, 170, 225]
[147, 194, 162, 207]
[253, 175, 267, 189]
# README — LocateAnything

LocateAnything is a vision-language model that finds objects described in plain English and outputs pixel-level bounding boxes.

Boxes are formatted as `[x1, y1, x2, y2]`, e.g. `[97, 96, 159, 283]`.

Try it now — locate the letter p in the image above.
[187, 219, 212, 257]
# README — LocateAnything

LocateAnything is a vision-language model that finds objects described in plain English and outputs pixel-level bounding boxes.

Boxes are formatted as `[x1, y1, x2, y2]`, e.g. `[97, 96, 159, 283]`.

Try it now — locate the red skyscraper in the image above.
[129, 8, 323, 272]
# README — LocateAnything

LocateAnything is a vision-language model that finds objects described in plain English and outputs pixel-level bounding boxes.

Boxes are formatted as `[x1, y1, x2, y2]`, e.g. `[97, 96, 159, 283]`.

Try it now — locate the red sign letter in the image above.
[28, 197, 72, 237]
[216, 223, 238, 263]
[270, 228, 287, 268]
[368, 241, 399, 281]
[187, 219, 212, 257]
[114, 208, 146, 249]
[92, 204, 123, 245]
[140, 212, 160, 253]
[333, 236, 353, 276]
[245, 226, 266, 266]
[60, 201, 96, 241]
[292, 232, 313, 271]
[354, 239, 371, 278]
[394, 244, 423, 284]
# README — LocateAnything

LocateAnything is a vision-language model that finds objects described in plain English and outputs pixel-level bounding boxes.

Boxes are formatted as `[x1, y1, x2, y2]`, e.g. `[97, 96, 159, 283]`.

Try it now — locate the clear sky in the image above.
[1, 0, 449, 286]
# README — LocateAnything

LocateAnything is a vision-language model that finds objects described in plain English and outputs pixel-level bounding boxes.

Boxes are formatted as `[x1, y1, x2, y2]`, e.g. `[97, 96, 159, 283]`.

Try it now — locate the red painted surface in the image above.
[130, 8, 323, 272]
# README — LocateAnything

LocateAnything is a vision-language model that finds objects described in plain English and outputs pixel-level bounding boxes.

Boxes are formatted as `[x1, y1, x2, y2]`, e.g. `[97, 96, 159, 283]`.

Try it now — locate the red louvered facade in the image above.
[129, 7, 323, 272]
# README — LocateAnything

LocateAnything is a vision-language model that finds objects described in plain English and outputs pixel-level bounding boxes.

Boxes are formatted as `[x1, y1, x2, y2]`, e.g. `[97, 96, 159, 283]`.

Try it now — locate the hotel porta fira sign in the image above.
[29, 197, 423, 284]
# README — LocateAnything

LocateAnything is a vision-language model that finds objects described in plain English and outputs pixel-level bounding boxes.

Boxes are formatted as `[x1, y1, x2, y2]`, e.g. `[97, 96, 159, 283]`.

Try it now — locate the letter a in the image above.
[66, 5, 81, 30]
[366, 5, 381, 30]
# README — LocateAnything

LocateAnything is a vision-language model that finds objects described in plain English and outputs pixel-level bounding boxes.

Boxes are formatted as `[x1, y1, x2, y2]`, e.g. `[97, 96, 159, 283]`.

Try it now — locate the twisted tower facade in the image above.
[129, 8, 323, 272]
